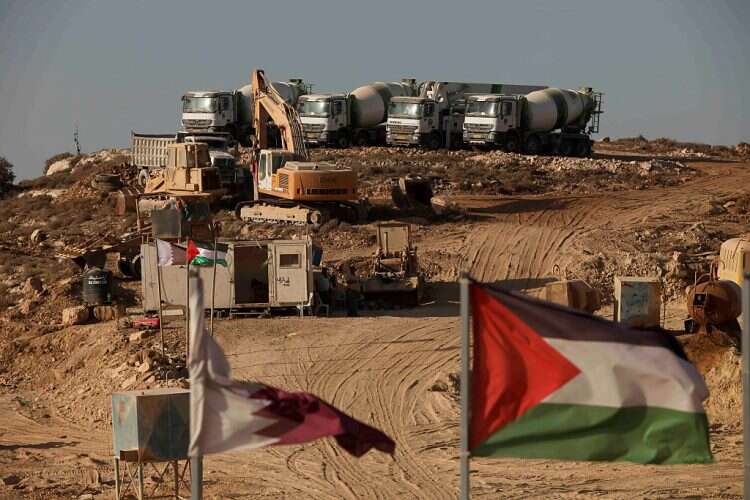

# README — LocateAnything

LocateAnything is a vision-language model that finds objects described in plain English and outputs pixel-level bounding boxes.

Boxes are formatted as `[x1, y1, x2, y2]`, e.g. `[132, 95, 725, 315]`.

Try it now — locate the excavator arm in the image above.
[251, 69, 309, 160]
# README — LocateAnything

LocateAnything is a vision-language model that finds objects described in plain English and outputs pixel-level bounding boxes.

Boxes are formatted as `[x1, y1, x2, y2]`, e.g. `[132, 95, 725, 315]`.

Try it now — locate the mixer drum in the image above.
[686, 280, 742, 326]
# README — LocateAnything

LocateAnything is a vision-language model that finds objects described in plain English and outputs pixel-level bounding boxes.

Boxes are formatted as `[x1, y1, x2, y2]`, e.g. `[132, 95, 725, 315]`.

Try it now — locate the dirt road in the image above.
[1, 154, 748, 498]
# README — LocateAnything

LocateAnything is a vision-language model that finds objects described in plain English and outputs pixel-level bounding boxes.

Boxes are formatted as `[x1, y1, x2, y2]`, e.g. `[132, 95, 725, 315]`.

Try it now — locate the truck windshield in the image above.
[183, 96, 217, 113]
[389, 102, 423, 118]
[466, 101, 499, 116]
[298, 100, 329, 117]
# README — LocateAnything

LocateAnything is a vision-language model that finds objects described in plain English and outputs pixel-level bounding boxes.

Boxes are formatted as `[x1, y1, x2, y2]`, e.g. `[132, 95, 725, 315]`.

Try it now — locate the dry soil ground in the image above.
[0, 145, 749, 498]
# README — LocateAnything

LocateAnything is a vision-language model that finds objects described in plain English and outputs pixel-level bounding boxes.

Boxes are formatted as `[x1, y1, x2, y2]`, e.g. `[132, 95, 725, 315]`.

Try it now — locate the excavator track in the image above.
[235, 198, 368, 228]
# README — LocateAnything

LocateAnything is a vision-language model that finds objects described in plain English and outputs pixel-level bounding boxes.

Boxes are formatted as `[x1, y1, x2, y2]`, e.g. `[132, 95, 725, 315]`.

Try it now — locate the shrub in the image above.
[0, 156, 15, 197]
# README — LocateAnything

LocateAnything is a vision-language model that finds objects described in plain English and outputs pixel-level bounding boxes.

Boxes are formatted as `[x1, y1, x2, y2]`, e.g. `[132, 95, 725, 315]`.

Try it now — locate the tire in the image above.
[524, 135, 541, 155]
[426, 132, 442, 150]
[558, 140, 573, 157]
[336, 131, 351, 149]
[137, 170, 149, 187]
[575, 140, 591, 157]
[355, 131, 369, 147]
[504, 134, 520, 153]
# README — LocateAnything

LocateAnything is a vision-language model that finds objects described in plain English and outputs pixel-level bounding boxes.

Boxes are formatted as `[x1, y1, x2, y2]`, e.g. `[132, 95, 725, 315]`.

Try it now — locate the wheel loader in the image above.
[235, 69, 368, 227]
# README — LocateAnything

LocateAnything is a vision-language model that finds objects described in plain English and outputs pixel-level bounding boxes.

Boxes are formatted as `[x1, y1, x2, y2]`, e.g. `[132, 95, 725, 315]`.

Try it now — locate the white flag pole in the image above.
[154, 239, 165, 358]
[742, 273, 749, 500]
[210, 228, 218, 336]
[459, 273, 471, 500]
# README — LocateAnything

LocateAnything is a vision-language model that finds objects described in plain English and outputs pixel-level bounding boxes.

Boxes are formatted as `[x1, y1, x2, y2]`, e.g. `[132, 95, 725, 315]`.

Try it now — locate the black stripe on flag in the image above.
[473, 280, 688, 362]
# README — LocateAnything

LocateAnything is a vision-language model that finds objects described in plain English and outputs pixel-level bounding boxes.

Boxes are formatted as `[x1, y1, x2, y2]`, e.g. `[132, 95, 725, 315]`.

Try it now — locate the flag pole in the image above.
[191, 455, 203, 500]
[185, 257, 190, 360]
[154, 239, 165, 358]
[742, 273, 749, 500]
[210, 227, 217, 336]
[459, 273, 471, 500]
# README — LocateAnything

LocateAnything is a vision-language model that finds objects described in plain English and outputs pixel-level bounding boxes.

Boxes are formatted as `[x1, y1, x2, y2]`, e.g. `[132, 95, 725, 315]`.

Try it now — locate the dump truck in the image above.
[386, 81, 547, 150]
[130, 132, 248, 193]
[462, 87, 603, 156]
[235, 69, 367, 227]
[180, 79, 309, 146]
[140, 238, 314, 313]
[361, 223, 423, 306]
[298, 80, 418, 148]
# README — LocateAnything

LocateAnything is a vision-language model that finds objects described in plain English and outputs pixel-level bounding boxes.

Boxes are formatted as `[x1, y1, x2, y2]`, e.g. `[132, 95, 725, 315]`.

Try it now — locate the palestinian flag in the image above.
[469, 281, 712, 464]
[187, 240, 228, 267]
[156, 239, 187, 266]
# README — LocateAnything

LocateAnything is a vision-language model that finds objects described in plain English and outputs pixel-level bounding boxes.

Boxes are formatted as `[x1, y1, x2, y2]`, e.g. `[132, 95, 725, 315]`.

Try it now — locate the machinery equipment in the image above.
[543, 279, 601, 313]
[361, 223, 423, 306]
[685, 274, 742, 347]
[139, 142, 224, 214]
[180, 78, 309, 146]
[298, 80, 418, 147]
[463, 87, 603, 156]
[386, 81, 546, 150]
[235, 69, 367, 227]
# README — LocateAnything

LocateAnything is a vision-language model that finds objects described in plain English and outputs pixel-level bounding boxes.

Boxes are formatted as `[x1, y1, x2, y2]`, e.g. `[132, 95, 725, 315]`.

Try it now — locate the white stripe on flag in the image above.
[543, 338, 708, 414]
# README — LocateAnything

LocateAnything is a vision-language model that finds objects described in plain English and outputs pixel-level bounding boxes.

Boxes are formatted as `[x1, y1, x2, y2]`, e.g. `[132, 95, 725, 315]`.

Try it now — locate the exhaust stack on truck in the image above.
[298, 80, 418, 148]
[462, 87, 603, 156]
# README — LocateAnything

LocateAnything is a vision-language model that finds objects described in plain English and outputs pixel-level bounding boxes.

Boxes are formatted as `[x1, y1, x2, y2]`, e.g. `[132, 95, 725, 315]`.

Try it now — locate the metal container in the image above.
[525, 88, 594, 132]
[82, 267, 111, 305]
[614, 277, 661, 328]
[351, 81, 417, 128]
[111, 388, 189, 462]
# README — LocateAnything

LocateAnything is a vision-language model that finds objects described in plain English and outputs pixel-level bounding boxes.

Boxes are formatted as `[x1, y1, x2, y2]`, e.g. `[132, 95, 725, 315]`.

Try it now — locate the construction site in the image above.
[1, 3, 750, 496]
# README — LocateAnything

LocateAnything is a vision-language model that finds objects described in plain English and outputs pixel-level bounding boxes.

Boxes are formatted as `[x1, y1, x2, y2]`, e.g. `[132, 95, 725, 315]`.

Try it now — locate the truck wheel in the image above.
[504, 135, 520, 153]
[426, 132, 442, 150]
[336, 132, 351, 149]
[575, 140, 591, 157]
[524, 135, 541, 155]
[558, 140, 573, 157]
[355, 131, 369, 147]
[137, 170, 149, 187]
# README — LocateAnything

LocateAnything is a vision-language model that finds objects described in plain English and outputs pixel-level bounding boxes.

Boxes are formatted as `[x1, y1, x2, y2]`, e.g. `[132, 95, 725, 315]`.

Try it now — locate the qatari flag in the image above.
[187, 275, 395, 458]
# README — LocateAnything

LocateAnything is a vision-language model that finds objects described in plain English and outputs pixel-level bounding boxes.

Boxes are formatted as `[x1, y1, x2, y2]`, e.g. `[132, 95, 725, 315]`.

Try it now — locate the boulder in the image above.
[29, 229, 46, 243]
[129, 330, 154, 342]
[46, 158, 74, 176]
[62, 306, 90, 326]
[22, 277, 43, 295]
[92, 304, 125, 322]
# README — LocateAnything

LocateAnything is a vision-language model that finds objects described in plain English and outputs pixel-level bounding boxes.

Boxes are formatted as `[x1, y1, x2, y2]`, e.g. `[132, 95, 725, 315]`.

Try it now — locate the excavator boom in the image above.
[251, 69, 308, 160]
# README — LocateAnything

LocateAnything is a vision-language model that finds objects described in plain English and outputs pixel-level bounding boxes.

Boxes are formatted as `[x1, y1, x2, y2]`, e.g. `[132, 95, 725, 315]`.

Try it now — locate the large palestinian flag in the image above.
[469, 281, 712, 464]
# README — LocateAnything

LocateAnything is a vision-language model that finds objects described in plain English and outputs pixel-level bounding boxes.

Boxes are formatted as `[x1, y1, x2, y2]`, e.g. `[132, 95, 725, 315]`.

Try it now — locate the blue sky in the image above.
[1, 0, 748, 179]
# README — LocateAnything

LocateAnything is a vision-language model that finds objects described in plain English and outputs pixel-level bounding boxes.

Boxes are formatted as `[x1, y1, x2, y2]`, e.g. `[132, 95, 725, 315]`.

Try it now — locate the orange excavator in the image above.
[235, 69, 367, 227]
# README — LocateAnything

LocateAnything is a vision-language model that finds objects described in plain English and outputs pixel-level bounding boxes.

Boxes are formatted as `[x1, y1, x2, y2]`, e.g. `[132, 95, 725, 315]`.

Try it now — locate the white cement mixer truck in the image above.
[462, 87, 603, 156]
[298, 80, 418, 147]
[180, 79, 310, 146]
[386, 82, 547, 150]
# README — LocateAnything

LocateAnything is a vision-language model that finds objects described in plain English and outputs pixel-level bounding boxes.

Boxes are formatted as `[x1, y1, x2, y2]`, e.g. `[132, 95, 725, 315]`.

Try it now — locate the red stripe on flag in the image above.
[186, 239, 199, 264]
[470, 284, 581, 450]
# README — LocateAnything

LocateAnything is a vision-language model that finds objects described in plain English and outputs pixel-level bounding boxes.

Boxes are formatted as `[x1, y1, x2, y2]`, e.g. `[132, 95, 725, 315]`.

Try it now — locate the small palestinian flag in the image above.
[187, 240, 228, 267]
[156, 239, 187, 266]
[469, 281, 712, 464]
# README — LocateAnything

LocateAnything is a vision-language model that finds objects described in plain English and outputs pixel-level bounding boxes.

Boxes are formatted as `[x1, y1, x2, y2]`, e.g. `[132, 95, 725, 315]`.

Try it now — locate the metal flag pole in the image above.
[185, 257, 190, 359]
[210, 228, 218, 336]
[191, 455, 203, 500]
[154, 238, 166, 358]
[743, 273, 749, 500]
[459, 273, 471, 500]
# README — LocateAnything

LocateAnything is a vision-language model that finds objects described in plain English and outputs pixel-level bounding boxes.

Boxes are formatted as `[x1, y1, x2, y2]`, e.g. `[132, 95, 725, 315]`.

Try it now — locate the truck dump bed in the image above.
[130, 132, 177, 169]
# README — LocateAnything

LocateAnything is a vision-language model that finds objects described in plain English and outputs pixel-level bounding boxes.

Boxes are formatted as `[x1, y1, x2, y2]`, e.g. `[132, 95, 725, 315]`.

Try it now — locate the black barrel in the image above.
[82, 267, 111, 305]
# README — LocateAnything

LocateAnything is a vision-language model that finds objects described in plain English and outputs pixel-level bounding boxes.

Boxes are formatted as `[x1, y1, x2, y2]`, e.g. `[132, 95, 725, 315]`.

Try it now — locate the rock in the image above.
[46, 158, 74, 176]
[92, 304, 124, 322]
[2, 474, 21, 486]
[136, 361, 152, 373]
[429, 381, 449, 392]
[29, 229, 46, 243]
[22, 277, 43, 295]
[18, 299, 37, 316]
[121, 375, 137, 389]
[62, 306, 90, 326]
[723, 201, 736, 209]
[78, 493, 95, 499]
[129, 330, 154, 342]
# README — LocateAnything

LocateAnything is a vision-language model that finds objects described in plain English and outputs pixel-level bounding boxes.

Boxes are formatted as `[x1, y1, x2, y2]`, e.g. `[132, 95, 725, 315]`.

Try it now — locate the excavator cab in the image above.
[257, 149, 296, 194]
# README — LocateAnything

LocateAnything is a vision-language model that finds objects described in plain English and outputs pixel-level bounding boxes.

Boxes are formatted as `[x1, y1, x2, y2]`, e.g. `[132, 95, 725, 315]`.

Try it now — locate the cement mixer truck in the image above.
[386, 81, 547, 150]
[180, 79, 310, 146]
[462, 87, 603, 156]
[298, 80, 418, 148]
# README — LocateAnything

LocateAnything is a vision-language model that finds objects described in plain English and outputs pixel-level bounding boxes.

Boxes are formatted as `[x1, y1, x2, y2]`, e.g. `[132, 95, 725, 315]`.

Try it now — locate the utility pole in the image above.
[73, 123, 81, 155]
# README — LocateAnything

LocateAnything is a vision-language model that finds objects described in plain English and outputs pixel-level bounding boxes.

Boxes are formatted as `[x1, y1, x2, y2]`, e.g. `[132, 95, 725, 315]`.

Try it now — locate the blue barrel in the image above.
[82, 267, 111, 305]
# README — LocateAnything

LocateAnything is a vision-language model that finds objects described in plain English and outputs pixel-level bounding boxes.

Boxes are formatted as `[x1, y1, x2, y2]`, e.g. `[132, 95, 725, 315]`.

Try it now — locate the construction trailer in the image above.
[140, 239, 313, 313]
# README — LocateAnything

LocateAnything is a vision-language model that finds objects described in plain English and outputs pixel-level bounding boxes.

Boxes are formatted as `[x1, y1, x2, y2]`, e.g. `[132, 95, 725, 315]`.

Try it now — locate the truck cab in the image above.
[386, 96, 463, 150]
[181, 91, 238, 134]
[463, 94, 521, 147]
[297, 94, 350, 147]
[183, 134, 248, 193]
